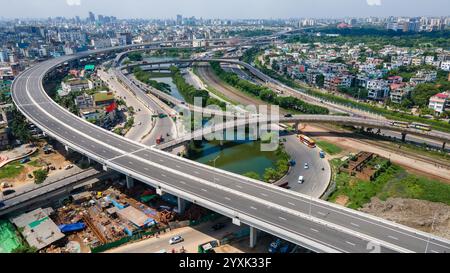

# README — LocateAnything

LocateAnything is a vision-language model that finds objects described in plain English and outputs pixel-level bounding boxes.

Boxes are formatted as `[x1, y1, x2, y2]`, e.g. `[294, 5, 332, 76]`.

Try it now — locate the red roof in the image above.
[105, 102, 117, 113]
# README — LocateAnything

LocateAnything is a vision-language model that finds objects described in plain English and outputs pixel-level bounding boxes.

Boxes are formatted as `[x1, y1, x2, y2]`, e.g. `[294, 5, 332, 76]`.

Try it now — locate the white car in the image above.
[304, 163, 309, 169]
[64, 164, 74, 170]
[298, 176, 304, 184]
[169, 235, 184, 245]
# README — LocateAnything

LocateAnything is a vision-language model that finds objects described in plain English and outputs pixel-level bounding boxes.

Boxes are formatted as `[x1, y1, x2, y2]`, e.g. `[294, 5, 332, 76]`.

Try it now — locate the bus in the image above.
[409, 122, 432, 131]
[298, 134, 316, 148]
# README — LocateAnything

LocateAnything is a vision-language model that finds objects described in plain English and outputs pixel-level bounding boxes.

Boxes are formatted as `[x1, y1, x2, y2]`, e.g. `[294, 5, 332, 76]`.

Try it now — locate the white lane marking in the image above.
[250, 206, 257, 210]
[310, 228, 319, 233]
[128, 161, 133, 165]
[224, 197, 231, 201]
[159, 159, 164, 163]
[214, 178, 220, 181]
[388, 236, 399, 241]
[161, 174, 167, 178]
[176, 165, 181, 168]
[317, 211, 327, 216]
[261, 193, 268, 197]
[144, 167, 149, 171]
[179, 181, 186, 185]
[346, 241, 356, 246]
[278, 217, 287, 221]
[288, 202, 296, 206]
[235, 185, 243, 189]
[351, 223, 360, 228]
[430, 250, 439, 253]
[201, 189, 207, 192]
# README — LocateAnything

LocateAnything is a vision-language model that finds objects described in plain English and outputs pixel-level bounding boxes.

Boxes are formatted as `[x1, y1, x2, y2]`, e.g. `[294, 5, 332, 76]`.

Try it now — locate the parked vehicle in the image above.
[64, 164, 74, 170]
[304, 163, 309, 169]
[169, 236, 184, 245]
[0, 202, 5, 208]
[156, 135, 164, 145]
[284, 114, 293, 118]
[2, 189, 16, 196]
[298, 176, 304, 184]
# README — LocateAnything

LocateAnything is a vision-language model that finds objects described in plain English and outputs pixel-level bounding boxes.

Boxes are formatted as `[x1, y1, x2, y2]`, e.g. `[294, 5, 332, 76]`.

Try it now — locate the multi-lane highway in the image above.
[11, 46, 450, 253]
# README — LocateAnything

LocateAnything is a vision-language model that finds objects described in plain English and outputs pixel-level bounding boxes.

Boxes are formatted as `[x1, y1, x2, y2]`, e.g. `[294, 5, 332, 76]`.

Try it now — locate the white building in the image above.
[428, 91, 450, 114]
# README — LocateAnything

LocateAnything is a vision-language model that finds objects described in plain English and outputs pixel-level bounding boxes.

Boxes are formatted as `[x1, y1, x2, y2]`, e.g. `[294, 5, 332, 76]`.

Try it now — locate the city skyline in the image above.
[0, 0, 449, 20]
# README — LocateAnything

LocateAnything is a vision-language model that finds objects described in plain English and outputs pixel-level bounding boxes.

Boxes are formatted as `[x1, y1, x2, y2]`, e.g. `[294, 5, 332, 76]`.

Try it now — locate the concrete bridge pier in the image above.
[177, 197, 188, 214]
[443, 142, 446, 151]
[249, 226, 258, 248]
[126, 175, 135, 189]
[401, 132, 407, 142]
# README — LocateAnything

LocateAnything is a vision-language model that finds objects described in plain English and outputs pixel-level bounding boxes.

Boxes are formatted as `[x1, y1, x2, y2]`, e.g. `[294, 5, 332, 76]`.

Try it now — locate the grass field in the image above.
[329, 159, 450, 209]
[0, 161, 24, 180]
[316, 140, 343, 155]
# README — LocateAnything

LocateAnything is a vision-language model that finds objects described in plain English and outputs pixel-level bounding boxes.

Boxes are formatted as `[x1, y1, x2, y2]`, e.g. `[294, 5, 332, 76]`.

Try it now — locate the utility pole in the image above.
[209, 155, 221, 183]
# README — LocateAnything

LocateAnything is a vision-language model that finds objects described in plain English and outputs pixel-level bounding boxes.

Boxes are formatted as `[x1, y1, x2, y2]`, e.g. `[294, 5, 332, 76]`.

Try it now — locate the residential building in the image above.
[61, 78, 89, 96]
[428, 91, 450, 114]
[367, 79, 390, 100]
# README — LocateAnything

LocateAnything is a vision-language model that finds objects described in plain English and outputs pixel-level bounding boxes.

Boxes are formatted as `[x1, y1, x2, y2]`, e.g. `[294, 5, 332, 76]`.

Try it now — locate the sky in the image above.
[0, 0, 449, 19]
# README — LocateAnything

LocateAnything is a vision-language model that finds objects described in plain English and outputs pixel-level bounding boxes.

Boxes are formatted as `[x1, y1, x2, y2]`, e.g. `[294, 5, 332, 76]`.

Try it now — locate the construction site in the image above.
[6, 178, 214, 253]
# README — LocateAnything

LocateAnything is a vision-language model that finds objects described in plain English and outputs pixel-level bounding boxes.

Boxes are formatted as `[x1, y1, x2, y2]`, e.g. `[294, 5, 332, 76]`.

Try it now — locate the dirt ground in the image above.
[0, 142, 73, 188]
[335, 195, 349, 206]
[360, 197, 450, 240]
[300, 124, 450, 183]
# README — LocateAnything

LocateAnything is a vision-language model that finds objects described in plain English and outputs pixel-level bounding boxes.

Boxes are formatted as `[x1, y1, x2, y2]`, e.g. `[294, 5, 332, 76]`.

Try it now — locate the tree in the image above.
[33, 169, 48, 184]
[244, 172, 261, 181]
[316, 74, 325, 87]
[128, 52, 143, 62]
[12, 245, 38, 253]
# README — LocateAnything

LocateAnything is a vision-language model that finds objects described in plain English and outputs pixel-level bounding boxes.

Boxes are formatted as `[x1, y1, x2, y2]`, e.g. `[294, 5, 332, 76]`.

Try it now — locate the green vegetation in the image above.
[124, 117, 135, 130]
[28, 160, 46, 168]
[316, 140, 343, 155]
[262, 144, 291, 182]
[133, 67, 172, 93]
[329, 159, 450, 209]
[11, 245, 38, 253]
[10, 107, 36, 143]
[243, 172, 261, 180]
[285, 28, 450, 49]
[33, 169, 48, 184]
[128, 52, 143, 62]
[0, 161, 24, 179]
[170, 66, 226, 109]
[210, 62, 329, 115]
[54, 90, 82, 115]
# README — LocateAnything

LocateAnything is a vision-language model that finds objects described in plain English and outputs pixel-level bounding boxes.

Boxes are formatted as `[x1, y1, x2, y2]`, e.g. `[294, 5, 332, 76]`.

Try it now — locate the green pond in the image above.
[188, 140, 279, 177]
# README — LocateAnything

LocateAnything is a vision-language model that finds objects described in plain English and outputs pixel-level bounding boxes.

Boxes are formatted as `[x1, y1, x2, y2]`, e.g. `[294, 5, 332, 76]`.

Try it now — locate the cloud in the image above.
[66, 0, 81, 6]
[366, 0, 382, 6]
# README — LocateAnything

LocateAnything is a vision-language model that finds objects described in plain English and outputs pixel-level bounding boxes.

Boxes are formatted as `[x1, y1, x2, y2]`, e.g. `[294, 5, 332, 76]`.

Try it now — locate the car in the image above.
[64, 164, 74, 170]
[2, 189, 16, 196]
[169, 236, 184, 245]
[284, 114, 293, 118]
[0, 201, 5, 208]
[304, 163, 309, 169]
[298, 176, 304, 184]
[211, 223, 226, 231]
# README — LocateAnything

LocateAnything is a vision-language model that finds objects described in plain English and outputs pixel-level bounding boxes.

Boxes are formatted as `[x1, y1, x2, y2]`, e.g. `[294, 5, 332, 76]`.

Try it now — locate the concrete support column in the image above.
[401, 133, 407, 142]
[443, 142, 446, 151]
[177, 197, 187, 214]
[126, 176, 134, 189]
[249, 226, 258, 248]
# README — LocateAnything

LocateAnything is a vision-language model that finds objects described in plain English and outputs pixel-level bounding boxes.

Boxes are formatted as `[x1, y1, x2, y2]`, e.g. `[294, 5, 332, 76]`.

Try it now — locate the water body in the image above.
[152, 77, 186, 102]
[189, 140, 279, 177]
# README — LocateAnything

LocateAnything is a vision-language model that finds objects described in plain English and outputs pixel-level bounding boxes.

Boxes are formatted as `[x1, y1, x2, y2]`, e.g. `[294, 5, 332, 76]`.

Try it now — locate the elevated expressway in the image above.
[11, 49, 450, 253]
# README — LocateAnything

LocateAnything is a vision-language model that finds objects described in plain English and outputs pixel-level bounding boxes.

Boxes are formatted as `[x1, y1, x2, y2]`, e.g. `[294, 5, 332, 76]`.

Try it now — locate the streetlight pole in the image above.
[309, 183, 317, 218]
[210, 155, 221, 183]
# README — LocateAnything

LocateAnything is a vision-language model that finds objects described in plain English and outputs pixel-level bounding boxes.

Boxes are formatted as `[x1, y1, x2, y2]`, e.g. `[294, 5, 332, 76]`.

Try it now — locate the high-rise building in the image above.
[176, 14, 183, 26]
[88, 11, 96, 22]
